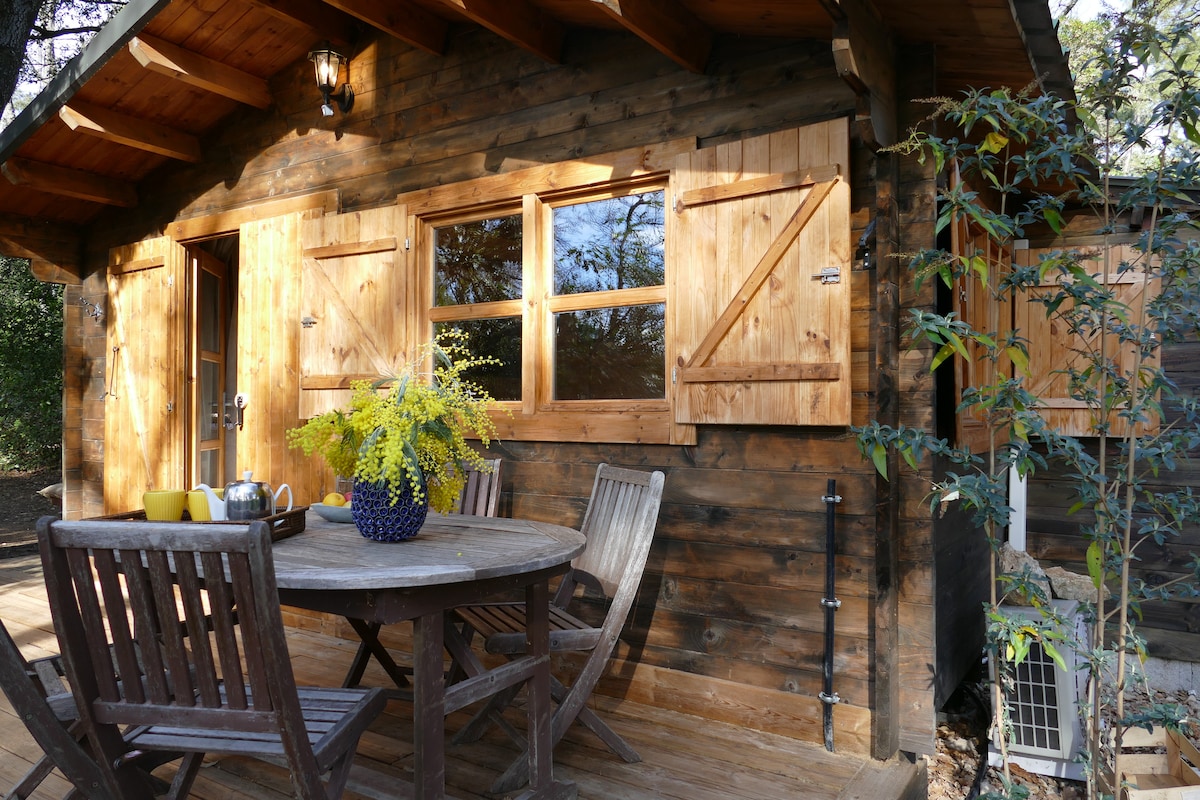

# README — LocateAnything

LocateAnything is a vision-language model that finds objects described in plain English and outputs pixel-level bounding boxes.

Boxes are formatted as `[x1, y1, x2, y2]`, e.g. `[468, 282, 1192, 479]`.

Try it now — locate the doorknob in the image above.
[224, 393, 247, 431]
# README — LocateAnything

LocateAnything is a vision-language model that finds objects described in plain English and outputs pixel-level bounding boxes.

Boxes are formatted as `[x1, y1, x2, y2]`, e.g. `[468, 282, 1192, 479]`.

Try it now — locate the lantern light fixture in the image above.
[307, 44, 353, 117]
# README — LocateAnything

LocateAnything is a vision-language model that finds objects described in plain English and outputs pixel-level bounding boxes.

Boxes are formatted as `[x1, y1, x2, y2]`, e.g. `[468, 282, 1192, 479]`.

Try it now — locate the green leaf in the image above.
[870, 443, 888, 479]
[980, 131, 1009, 154]
[1042, 640, 1068, 672]
[1087, 540, 1104, 589]
[1044, 208, 1064, 234]
[930, 342, 957, 372]
[1007, 346, 1029, 376]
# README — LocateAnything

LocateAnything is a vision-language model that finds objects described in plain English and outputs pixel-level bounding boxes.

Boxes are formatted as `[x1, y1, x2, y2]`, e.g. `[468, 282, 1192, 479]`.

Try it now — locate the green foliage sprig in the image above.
[288, 331, 500, 513]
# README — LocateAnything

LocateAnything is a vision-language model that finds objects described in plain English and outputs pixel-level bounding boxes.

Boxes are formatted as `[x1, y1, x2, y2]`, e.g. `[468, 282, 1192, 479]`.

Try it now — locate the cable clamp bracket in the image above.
[819, 691, 841, 705]
[822, 494, 842, 504]
[821, 597, 841, 609]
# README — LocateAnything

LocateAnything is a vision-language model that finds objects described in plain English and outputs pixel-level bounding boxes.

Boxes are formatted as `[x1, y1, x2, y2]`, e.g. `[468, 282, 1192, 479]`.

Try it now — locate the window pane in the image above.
[554, 304, 665, 400]
[199, 360, 220, 442]
[435, 216, 522, 305]
[553, 192, 664, 295]
[199, 270, 221, 352]
[435, 319, 522, 402]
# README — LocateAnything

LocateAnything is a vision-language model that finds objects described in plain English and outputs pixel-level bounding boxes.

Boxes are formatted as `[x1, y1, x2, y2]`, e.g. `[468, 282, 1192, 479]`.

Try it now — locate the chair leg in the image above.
[451, 682, 525, 746]
[165, 752, 204, 800]
[5, 753, 59, 800]
[551, 676, 639, 763]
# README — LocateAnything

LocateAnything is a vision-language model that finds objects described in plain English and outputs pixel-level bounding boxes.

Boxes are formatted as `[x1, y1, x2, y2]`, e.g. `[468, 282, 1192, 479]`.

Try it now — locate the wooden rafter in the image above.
[432, 0, 563, 63]
[321, 0, 447, 55]
[243, 0, 357, 48]
[1, 157, 137, 207]
[0, 217, 82, 280]
[59, 101, 202, 162]
[128, 35, 272, 108]
[589, 0, 712, 73]
[822, 0, 896, 150]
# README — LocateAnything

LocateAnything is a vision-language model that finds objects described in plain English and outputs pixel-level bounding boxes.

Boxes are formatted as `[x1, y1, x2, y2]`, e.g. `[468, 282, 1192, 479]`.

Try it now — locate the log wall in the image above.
[57, 24, 955, 756]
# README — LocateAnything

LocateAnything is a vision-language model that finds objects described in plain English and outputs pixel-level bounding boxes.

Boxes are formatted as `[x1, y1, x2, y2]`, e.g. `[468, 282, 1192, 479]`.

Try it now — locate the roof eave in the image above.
[0, 0, 173, 164]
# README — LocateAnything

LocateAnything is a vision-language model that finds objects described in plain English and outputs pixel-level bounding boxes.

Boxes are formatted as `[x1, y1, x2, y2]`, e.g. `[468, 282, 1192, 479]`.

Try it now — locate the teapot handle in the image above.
[274, 483, 294, 513]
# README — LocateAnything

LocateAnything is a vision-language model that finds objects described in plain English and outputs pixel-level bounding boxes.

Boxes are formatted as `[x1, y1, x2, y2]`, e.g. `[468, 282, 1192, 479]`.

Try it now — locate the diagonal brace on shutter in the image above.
[679, 177, 841, 380]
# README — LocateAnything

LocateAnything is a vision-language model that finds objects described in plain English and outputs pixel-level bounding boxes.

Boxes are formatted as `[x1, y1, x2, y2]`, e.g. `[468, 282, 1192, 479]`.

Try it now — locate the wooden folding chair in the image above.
[0, 617, 116, 800]
[449, 463, 665, 795]
[38, 518, 387, 800]
[341, 458, 502, 692]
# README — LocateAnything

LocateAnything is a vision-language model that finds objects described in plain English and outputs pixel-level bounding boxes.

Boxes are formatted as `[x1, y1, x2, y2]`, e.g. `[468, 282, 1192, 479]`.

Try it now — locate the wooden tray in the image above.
[95, 506, 309, 542]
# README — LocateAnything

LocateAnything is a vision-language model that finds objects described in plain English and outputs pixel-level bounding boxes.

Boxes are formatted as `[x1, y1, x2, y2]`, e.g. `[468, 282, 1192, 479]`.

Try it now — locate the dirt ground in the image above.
[0, 468, 62, 558]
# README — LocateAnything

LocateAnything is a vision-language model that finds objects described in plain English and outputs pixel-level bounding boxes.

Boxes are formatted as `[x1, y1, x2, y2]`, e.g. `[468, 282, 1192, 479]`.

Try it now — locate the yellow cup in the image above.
[186, 490, 213, 521]
[143, 490, 186, 521]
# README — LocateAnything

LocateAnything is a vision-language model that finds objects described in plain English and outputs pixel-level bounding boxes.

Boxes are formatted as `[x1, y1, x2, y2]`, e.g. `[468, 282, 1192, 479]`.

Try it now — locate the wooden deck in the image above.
[0, 552, 925, 800]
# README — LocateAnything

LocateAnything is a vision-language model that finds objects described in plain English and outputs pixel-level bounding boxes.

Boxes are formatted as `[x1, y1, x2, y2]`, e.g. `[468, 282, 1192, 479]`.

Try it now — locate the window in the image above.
[427, 184, 667, 424]
[401, 121, 851, 444]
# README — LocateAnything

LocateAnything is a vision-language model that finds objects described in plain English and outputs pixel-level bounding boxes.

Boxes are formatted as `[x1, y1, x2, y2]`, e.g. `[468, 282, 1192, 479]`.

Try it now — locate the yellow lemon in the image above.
[322, 492, 345, 507]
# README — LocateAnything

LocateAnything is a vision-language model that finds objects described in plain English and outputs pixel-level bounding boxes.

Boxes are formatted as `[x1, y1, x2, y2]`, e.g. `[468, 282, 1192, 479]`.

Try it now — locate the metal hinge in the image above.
[812, 267, 841, 284]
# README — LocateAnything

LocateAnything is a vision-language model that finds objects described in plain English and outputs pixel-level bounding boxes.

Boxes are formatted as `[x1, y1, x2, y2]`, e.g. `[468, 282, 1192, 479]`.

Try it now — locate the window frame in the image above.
[416, 174, 672, 442]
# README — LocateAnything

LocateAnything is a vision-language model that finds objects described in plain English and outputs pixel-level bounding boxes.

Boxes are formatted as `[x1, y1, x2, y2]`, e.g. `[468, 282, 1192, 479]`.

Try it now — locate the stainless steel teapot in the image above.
[222, 470, 293, 521]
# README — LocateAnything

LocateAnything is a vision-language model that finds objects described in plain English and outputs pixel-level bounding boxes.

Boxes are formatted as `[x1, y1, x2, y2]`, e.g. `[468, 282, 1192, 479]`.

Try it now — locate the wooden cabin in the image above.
[0, 0, 1076, 764]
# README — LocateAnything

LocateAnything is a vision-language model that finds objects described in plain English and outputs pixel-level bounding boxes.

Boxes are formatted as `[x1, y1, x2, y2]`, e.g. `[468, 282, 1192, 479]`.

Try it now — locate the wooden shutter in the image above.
[104, 237, 187, 512]
[1015, 242, 1158, 437]
[298, 205, 410, 419]
[238, 210, 324, 501]
[669, 119, 851, 427]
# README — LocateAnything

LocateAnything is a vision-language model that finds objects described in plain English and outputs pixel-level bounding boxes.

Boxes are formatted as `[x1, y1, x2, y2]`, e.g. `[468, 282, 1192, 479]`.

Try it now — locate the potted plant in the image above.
[288, 332, 500, 541]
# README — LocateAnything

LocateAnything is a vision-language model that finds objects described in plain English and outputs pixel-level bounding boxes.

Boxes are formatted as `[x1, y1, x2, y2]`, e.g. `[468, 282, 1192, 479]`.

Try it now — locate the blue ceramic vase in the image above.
[351, 479, 428, 542]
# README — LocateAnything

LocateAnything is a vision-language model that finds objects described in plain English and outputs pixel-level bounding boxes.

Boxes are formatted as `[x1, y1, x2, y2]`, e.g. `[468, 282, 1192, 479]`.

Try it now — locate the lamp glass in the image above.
[308, 47, 344, 93]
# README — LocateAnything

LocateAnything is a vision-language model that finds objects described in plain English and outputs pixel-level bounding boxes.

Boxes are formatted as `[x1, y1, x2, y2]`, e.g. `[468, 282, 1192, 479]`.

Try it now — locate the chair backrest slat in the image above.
[572, 464, 664, 598]
[118, 551, 171, 704]
[202, 551, 248, 708]
[41, 521, 301, 732]
[454, 458, 502, 517]
[145, 550, 197, 706]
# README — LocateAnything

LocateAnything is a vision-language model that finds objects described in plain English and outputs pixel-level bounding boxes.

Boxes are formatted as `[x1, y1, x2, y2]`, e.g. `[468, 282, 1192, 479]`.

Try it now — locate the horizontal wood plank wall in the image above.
[490, 431, 877, 755]
[1020, 214, 1200, 663]
[52, 23, 937, 756]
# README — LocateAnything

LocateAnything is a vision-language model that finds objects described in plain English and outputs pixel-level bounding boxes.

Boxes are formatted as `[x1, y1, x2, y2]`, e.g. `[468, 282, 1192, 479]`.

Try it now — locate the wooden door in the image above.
[669, 119, 851, 430]
[104, 237, 187, 512]
[298, 205, 411, 419]
[188, 247, 228, 488]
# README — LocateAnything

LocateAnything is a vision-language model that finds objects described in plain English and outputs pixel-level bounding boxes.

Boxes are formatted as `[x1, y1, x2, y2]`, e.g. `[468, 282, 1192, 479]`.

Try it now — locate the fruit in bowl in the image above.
[322, 492, 346, 507]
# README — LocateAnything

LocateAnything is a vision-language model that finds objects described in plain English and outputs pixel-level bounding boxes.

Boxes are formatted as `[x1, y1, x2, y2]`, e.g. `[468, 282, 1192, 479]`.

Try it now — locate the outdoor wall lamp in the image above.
[307, 44, 353, 117]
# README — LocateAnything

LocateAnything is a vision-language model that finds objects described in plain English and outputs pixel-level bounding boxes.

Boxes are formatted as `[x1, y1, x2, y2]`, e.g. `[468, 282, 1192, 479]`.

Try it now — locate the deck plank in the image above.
[0, 551, 921, 800]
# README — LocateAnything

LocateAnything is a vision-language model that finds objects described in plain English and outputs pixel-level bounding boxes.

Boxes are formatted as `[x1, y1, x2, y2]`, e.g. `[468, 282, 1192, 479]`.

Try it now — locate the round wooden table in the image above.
[270, 513, 585, 800]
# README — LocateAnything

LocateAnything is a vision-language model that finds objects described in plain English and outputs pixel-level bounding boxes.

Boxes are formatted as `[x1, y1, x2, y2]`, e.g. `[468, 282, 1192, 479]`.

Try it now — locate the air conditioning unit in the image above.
[988, 599, 1089, 780]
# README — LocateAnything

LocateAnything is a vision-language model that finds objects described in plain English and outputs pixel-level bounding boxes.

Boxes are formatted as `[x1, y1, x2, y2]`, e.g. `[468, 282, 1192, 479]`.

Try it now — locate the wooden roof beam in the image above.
[825, 0, 896, 151]
[589, 0, 712, 74]
[320, 0, 447, 55]
[1, 157, 138, 207]
[432, 0, 563, 64]
[243, 0, 358, 49]
[0, 217, 82, 282]
[59, 101, 202, 162]
[129, 35, 272, 108]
